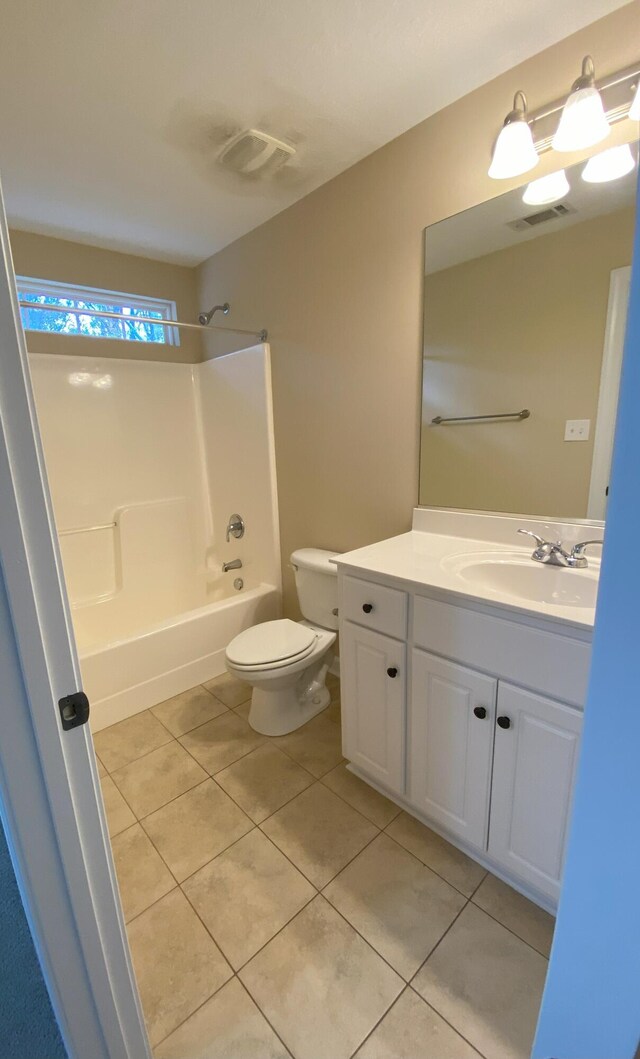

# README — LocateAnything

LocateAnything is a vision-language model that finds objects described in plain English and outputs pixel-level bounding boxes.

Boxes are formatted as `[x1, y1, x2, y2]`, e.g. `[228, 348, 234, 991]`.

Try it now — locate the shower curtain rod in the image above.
[18, 300, 268, 342]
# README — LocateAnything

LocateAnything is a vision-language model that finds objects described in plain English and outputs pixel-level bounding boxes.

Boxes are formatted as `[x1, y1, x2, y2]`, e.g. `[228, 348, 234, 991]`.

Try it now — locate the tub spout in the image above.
[222, 558, 243, 573]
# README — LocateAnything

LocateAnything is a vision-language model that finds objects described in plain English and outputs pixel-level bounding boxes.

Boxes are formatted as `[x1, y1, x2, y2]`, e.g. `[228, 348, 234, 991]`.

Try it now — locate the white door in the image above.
[588, 266, 631, 519]
[410, 650, 496, 851]
[489, 682, 582, 903]
[0, 181, 149, 1057]
[341, 621, 406, 794]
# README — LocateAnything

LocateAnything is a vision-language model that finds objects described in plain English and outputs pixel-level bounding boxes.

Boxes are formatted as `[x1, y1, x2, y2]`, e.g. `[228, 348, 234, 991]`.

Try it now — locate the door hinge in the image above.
[58, 691, 90, 731]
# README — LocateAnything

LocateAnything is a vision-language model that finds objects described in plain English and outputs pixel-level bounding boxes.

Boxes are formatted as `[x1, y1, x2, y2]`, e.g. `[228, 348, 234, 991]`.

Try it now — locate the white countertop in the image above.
[333, 511, 601, 632]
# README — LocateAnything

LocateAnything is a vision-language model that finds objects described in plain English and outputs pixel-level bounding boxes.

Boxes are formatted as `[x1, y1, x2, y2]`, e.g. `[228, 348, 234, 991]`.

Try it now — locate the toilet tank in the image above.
[290, 548, 339, 631]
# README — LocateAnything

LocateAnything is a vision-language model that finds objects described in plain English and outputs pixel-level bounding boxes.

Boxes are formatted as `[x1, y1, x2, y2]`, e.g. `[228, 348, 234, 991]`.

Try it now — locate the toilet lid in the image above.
[227, 619, 317, 667]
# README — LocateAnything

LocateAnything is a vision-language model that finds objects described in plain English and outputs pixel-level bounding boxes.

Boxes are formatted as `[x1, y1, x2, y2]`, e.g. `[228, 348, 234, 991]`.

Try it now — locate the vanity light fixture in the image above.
[523, 169, 570, 206]
[629, 81, 640, 121]
[582, 143, 636, 183]
[552, 55, 610, 152]
[488, 91, 539, 179]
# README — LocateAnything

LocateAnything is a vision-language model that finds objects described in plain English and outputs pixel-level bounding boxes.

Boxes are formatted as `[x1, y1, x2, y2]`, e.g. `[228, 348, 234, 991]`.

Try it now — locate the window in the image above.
[17, 277, 179, 345]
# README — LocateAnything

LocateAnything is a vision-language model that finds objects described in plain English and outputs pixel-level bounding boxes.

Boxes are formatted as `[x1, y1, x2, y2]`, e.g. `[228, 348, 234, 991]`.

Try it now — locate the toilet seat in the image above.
[226, 619, 317, 670]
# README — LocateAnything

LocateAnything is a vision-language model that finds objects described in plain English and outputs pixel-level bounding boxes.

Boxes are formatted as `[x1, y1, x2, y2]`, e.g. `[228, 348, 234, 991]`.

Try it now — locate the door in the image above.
[410, 649, 496, 851]
[341, 621, 406, 794]
[0, 182, 149, 1057]
[489, 682, 582, 902]
[588, 265, 631, 519]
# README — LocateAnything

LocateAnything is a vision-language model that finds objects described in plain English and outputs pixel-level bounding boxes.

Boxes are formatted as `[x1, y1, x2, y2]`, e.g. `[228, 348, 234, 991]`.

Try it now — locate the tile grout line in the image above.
[149, 973, 233, 1052]
[119, 729, 340, 901]
[380, 817, 490, 901]
[104, 697, 550, 961]
[346, 984, 487, 1059]
[232, 977, 297, 1059]
[101, 682, 547, 1059]
[466, 896, 552, 961]
[376, 823, 553, 958]
[196, 882, 319, 978]
[111, 763, 209, 824]
[319, 887, 418, 985]
[109, 697, 491, 950]
[408, 897, 471, 987]
[257, 798, 382, 889]
[95, 688, 232, 770]
[151, 972, 295, 1058]
[96, 683, 248, 772]
[407, 986, 489, 1059]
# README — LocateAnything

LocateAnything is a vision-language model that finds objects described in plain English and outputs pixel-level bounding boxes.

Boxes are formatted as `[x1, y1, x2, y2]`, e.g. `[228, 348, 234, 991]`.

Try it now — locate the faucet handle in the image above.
[518, 529, 548, 548]
[570, 539, 604, 559]
[226, 513, 245, 543]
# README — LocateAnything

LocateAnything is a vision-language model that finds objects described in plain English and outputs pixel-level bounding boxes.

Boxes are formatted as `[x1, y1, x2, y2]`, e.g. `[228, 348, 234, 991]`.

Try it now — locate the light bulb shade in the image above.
[630, 82, 640, 122]
[523, 169, 570, 206]
[552, 85, 610, 152]
[582, 143, 636, 184]
[488, 118, 539, 179]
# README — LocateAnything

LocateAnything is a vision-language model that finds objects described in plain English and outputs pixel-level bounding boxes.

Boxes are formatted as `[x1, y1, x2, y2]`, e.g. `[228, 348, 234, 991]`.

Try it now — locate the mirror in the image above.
[419, 150, 637, 520]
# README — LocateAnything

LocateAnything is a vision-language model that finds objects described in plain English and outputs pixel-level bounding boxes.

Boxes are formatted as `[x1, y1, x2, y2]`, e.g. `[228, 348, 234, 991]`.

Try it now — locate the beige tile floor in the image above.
[94, 673, 555, 1059]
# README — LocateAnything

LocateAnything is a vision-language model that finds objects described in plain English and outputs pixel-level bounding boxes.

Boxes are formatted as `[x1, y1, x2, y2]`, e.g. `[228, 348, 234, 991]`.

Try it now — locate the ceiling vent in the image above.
[218, 129, 296, 175]
[507, 202, 575, 232]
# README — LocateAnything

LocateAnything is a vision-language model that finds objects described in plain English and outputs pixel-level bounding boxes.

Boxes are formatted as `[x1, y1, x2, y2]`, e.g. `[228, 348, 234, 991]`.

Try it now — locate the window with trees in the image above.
[17, 277, 179, 345]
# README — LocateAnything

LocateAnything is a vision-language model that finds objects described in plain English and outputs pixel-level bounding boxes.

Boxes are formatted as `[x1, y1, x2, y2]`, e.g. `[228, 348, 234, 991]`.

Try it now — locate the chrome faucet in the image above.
[226, 514, 245, 542]
[222, 558, 243, 573]
[518, 529, 603, 569]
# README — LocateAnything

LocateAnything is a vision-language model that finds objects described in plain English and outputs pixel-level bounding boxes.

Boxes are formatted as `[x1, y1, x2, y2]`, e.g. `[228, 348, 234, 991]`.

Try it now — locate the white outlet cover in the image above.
[564, 419, 591, 442]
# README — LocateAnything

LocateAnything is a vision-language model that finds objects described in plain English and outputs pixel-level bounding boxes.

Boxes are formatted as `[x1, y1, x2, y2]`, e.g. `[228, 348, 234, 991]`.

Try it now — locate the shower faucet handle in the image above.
[226, 514, 245, 542]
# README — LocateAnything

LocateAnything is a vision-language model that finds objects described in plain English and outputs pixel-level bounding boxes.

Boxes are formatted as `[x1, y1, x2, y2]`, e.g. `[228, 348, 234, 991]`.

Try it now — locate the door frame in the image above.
[0, 185, 150, 1058]
[587, 265, 631, 520]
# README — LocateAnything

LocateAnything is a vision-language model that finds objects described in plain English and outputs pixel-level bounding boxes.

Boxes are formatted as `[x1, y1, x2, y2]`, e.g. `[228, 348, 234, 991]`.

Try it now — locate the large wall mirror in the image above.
[419, 149, 637, 520]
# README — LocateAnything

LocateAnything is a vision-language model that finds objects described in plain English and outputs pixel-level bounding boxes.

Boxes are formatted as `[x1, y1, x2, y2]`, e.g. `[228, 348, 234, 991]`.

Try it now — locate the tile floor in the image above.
[94, 672, 555, 1059]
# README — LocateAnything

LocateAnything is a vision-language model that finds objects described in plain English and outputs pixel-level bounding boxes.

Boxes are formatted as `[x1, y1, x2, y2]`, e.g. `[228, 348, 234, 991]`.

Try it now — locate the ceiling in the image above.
[0, 0, 629, 265]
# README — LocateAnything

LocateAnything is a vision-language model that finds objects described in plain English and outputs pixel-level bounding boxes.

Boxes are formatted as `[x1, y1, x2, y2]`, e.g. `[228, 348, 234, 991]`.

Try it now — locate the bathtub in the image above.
[82, 582, 280, 732]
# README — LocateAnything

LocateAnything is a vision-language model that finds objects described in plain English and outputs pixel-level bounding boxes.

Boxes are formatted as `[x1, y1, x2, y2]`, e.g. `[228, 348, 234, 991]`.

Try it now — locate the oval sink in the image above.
[443, 553, 599, 609]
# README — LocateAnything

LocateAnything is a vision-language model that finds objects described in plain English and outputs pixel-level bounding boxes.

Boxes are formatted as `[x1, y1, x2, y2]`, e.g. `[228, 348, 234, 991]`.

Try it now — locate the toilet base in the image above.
[248, 682, 331, 736]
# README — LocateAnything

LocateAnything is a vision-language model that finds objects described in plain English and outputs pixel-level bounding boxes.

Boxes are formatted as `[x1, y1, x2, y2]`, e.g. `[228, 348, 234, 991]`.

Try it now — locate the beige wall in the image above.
[420, 207, 634, 517]
[197, 3, 640, 616]
[9, 229, 202, 362]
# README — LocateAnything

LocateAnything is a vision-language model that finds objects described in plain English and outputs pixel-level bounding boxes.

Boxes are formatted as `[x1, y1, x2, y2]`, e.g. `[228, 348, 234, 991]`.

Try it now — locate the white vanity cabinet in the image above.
[409, 650, 496, 852]
[488, 683, 582, 899]
[341, 622, 405, 793]
[337, 567, 589, 909]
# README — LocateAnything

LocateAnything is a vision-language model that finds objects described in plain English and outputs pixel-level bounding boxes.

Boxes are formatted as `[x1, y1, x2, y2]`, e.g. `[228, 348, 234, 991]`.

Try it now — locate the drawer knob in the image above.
[497, 715, 511, 730]
[362, 603, 374, 613]
[473, 706, 487, 719]
[387, 667, 398, 678]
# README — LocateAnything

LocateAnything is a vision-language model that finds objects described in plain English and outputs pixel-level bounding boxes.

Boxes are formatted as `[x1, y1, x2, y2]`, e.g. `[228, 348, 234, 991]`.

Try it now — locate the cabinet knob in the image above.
[362, 603, 374, 613]
[473, 706, 487, 719]
[387, 667, 398, 678]
[497, 716, 511, 730]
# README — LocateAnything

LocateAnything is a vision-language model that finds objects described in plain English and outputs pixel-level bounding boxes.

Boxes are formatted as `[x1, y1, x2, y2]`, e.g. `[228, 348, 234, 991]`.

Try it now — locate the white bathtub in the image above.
[83, 582, 280, 732]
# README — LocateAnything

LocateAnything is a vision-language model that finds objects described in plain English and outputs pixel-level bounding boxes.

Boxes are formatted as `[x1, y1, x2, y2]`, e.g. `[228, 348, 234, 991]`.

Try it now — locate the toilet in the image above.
[225, 548, 339, 736]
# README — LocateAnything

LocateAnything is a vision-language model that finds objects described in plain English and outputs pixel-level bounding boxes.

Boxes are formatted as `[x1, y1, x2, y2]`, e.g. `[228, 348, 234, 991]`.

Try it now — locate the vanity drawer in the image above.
[341, 575, 408, 640]
[413, 594, 590, 707]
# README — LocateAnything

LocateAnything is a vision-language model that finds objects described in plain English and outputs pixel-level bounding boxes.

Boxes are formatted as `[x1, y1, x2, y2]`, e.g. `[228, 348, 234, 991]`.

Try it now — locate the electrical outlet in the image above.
[564, 419, 590, 442]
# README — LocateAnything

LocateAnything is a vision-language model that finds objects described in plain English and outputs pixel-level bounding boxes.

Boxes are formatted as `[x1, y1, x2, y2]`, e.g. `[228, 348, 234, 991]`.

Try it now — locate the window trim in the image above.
[16, 276, 180, 346]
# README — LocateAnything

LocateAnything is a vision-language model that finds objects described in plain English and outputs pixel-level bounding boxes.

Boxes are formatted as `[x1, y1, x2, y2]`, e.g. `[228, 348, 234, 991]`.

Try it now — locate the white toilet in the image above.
[225, 548, 339, 736]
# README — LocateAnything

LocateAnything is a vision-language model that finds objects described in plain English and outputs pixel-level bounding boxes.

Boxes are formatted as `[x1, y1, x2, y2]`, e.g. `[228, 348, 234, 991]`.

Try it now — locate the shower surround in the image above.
[29, 344, 281, 730]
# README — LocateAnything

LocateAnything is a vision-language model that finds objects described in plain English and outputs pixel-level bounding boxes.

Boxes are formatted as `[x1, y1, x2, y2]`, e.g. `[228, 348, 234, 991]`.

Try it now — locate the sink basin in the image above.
[443, 552, 599, 609]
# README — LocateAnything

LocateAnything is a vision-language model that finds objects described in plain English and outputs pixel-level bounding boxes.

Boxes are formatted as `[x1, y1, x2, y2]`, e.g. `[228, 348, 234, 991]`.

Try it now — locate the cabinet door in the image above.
[341, 621, 405, 794]
[409, 650, 496, 851]
[489, 682, 582, 902]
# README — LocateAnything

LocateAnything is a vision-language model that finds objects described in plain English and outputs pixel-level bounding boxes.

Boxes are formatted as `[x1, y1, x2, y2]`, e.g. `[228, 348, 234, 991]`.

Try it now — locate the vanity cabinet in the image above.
[410, 650, 496, 852]
[337, 568, 588, 908]
[341, 621, 405, 794]
[488, 683, 582, 899]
